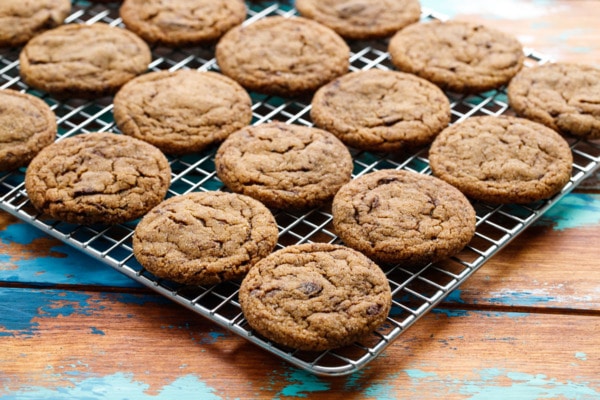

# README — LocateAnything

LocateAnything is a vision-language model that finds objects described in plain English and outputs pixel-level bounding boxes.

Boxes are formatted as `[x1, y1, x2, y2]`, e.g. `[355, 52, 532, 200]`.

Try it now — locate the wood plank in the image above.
[1, 287, 598, 399]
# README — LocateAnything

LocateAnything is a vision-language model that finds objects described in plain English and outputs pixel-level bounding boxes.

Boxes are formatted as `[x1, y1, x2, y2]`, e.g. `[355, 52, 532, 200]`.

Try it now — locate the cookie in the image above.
[119, 0, 247, 47]
[133, 191, 278, 286]
[215, 16, 349, 97]
[332, 169, 476, 265]
[0, 0, 71, 47]
[507, 62, 600, 139]
[25, 132, 171, 225]
[215, 121, 353, 210]
[239, 243, 392, 351]
[429, 116, 573, 204]
[310, 69, 451, 152]
[295, 0, 421, 40]
[388, 20, 525, 93]
[19, 23, 151, 98]
[0, 89, 56, 171]
[113, 69, 252, 155]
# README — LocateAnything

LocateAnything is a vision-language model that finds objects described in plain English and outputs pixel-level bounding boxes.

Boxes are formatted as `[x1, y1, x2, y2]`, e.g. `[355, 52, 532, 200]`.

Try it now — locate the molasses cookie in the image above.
[113, 69, 252, 155]
[295, 0, 421, 40]
[215, 16, 349, 97]
[332, 169, 476, 265]
[25, 132, 171, 225]
[120, 0, 247, 47]
[388, 20, 524, 93]
[215, 121, 353, 209]
[310, 69, 451, 152]
[19, 23, 151, 98]
[507, 62, 600, 139]
[0, 89, 56, 171]
[239, 243, 392, 351]
[133, 191, 278, 286]
[429, 116, 573, 204]
[0, 0, 71, 47]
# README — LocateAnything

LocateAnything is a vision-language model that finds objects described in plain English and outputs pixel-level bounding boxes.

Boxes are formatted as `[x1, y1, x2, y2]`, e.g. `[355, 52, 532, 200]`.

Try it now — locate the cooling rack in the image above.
[1, 1, 599, 377]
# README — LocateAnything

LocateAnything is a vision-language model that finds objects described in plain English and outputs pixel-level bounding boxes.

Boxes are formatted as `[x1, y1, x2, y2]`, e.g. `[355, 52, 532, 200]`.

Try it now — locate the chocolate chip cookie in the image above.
[295, 0, 421, 40]
[332, 169, 476, 265]
[215, 121, 353, 209]
[0, 0, 71, 47]
[429, 115, 573, 204]
[120, 0, 247, 47]
[239, 243, 392, 351]
[113, 69, 252, 155]
[25, 132, 171, 225]
[19, 23, 151, 98]
[0, 89, 56, 171]
[133, 191, 279, 286]
[310, 69, 451, 152]
[507, 62, 600, 139]
[215, 16, 350, 97]
[388, 20, 525, 93]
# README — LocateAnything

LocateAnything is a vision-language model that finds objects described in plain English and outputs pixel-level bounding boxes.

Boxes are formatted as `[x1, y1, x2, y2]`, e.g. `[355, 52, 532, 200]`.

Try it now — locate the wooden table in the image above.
[1, 1, 599, 398]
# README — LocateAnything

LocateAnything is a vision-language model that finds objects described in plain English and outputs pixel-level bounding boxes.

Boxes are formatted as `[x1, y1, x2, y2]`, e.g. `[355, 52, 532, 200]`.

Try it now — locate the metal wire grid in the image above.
[1, 1, 600, 376]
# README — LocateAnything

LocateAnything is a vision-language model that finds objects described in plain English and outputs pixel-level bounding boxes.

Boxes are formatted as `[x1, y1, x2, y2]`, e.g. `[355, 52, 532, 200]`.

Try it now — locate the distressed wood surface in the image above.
[1, 1, 600, 398]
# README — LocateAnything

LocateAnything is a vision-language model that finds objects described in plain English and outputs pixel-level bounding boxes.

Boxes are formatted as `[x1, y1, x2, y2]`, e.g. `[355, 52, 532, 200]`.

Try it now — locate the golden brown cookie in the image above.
[429, 116, 573, 204]
[113, 69, 252, 155]
[25, 132, 171, 225]
[239, 243, 392, 351]
[19, 23, 151, 98]
[133, 191, 279, 286]
[507, 62, 600, 139]
[310, 69, 451, 152]
[332, 169, 476, 265]
[388, 20, 524, 93]
[119, 0, 247, 47]
[295, 0, 421, 40]
[215, 16, 349, 97]
[0, 89, 56, 171]
[215, 121, 353, 210]
[0, 0, 71, 47]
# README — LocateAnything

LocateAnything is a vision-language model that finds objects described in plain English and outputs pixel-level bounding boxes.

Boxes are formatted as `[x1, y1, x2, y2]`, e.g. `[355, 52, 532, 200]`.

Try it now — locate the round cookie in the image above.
[310, 69, 451, 152]
[429, 116, 573, 204]
[295, 0, 421, 40]
[0, 89, 56, 171]
[19, 23, 151, 98]
[215, 16, 349, 97]
[25, 132, 171, 225]
[215, 121, 353, 210]
[113, 70, 252, 155]
[388, 20, 525, 93]
[332, 169, 476, 265]
[0, 0, 71, 47]
[119, 0, 246, 47]
[507, 62, 600, 139]
[239, 243, 392, 351]
[133, 191, 278, 286]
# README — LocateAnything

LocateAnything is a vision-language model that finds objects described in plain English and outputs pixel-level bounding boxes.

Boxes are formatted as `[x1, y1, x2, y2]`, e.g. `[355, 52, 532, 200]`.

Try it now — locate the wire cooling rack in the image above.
[1, 1, 600, 376]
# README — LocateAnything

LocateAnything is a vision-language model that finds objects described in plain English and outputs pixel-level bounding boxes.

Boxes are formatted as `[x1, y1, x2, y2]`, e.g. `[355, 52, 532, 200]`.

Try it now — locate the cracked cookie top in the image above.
[215, 121, 353, 210]
[113, 69, 252, 155]
[215, 16, 349, 97]
[133, 191, 279, 286]
[332, 169, 476, 265]
[507, 62, 600, 139]
[24, 132, 171, 224]
[120, 0, 247, 47]
[239, 243, 391, 351]
[19, 23, 151, 98]
[429, 115, 573, 204]
[310, 69, 451, 152]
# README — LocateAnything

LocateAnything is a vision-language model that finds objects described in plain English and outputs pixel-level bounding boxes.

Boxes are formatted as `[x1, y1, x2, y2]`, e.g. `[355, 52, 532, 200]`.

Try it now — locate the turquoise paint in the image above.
[575, 352, 588, 361]
[90, 327, 105, 335]
[487, 291, 556, 307]
[535, 193, 600, 231]
[0, 373, 222, 400]
[276, 369, 330, 398]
